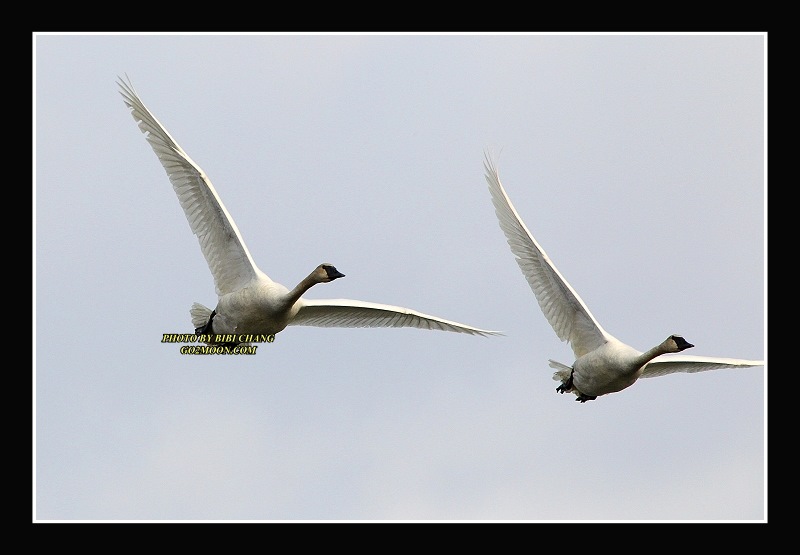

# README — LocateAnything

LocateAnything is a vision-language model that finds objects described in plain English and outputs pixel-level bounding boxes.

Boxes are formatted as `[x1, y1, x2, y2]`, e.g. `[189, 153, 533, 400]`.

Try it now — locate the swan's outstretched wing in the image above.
[118, 76, 262, 296]
[640, 354, 764, 378]
[484, 153, 610, 358]
[292, 299, 502, 337]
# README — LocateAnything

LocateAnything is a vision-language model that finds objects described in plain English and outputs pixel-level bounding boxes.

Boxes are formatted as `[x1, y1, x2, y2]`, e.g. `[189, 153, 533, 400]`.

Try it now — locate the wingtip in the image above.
[475, 330, 505, 338]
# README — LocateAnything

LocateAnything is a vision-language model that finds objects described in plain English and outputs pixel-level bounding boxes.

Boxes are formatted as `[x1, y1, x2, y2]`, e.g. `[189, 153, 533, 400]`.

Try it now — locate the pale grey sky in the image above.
[34, 33, 765, 522]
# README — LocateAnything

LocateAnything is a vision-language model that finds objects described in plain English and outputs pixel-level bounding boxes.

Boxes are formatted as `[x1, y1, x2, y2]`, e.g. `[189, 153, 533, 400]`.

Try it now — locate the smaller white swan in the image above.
[118, 75, 501, 343]
[484, 153, 763, 402]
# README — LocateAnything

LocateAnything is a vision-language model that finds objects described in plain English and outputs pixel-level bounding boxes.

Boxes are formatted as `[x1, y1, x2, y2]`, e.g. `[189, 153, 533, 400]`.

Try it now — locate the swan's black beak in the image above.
[325, 266, 345, 280]
[673, 335, 694, 351]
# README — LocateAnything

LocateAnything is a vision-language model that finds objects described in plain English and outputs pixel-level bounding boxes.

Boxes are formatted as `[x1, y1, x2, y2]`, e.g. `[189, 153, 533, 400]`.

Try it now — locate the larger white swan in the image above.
[117, 76, 501, 343]
[484, 153, 763, 402]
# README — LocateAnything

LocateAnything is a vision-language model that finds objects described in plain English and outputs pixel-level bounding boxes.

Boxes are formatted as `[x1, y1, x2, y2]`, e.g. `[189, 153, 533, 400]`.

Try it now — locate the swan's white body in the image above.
[117, 76, 501, 342]
[484, 154, 763, 402]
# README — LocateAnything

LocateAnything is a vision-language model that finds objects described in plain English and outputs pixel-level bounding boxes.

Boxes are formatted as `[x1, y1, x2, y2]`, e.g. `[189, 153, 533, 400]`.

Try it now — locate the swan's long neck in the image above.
[284, 272, 321, 307]
[636, 342, 673, 367]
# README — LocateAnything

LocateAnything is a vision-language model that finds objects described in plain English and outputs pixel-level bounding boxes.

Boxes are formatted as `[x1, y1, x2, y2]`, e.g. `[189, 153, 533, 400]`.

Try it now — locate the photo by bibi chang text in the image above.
[161, 333, 276, 355]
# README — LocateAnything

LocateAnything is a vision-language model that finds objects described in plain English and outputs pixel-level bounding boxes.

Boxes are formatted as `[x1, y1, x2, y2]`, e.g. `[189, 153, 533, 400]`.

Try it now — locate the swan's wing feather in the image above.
[118, 76, 262, 296]
[292, 299, 502, 337]
[640, 354, 765, 378]
[484, 153, 608, 357]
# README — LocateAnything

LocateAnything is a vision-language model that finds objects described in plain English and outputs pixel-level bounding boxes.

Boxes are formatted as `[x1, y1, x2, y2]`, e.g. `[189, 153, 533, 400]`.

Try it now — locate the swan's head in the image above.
[666, 334, 694, 353]
[316, 263, 345, 283]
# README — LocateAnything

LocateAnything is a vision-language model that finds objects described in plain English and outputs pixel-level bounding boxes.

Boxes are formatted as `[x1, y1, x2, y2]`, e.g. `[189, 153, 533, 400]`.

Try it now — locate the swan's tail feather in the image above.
[548, 359, 572, 382]
[191, 302, 213, 330]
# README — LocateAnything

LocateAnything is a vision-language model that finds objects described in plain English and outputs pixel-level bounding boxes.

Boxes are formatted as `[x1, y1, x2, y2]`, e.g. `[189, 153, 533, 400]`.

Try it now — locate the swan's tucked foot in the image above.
[195, 309, 216, 335]
[556, 370, 574, 394]
[576, 393, 597, 403]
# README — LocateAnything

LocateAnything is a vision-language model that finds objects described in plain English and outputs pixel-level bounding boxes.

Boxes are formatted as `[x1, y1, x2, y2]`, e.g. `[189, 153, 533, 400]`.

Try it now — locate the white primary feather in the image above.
[118, 77, 259, 297]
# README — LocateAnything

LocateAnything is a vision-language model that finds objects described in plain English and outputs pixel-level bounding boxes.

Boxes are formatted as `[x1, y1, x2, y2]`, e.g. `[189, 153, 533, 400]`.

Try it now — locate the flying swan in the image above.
[117, 76, 501, 344]
[484, 154, 763, 402]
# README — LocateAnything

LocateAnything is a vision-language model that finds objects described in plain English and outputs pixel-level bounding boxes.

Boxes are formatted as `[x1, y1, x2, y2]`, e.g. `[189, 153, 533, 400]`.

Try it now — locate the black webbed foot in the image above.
[195, 310, 216, 335]
[575, 393, 597, 403]
[556, 369, 574, 394]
